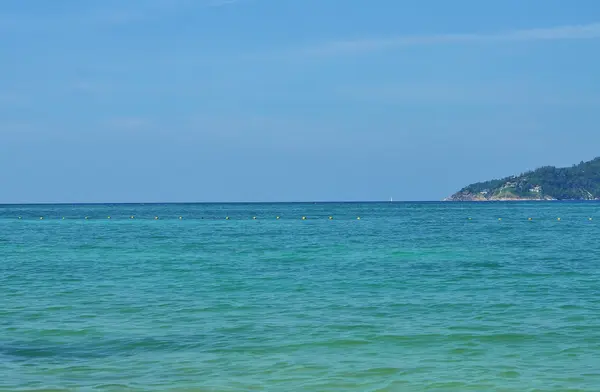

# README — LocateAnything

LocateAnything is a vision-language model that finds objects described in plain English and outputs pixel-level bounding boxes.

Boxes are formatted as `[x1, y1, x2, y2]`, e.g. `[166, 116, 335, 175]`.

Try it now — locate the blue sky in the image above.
[1, 0, 600, 203]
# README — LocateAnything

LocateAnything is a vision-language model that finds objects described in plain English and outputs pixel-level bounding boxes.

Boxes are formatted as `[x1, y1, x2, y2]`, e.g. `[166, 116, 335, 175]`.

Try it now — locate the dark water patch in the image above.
[564, 315, 587, 322]
[463, 260, 504, 269]
[499, 370, 521, 378]
[0, 344, 101, 361]
[36, 328, 98, 338]
[448, 347, 487, 356]
[558, 304, 584, 310]
[390, 251, 417, 258]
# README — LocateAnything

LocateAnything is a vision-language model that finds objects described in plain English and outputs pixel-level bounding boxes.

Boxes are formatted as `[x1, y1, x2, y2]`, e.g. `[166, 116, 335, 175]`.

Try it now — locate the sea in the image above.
[1, 202, 599, 391]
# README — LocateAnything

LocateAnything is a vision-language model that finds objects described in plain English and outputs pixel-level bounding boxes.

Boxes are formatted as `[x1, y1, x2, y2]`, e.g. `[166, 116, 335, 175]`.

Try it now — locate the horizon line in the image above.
[0, 200, 434, 206]
[0, 200, 594, 206]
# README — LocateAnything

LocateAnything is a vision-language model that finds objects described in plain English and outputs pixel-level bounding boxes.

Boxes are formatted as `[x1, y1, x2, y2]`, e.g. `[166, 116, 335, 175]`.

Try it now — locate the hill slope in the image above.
[445, 157, 600, 201]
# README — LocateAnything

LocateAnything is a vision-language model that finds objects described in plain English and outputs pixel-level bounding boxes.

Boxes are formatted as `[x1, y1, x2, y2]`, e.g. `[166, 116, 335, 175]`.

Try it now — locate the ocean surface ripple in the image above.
[1, 202, 600, 391]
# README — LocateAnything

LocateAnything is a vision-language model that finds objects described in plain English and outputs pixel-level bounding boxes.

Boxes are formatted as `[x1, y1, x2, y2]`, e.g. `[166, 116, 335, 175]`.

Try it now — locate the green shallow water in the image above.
[1, 202, 600, 391]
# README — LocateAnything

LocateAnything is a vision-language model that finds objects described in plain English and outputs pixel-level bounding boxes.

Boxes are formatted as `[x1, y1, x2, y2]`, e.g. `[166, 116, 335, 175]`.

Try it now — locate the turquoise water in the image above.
[1, 202, 600, 391]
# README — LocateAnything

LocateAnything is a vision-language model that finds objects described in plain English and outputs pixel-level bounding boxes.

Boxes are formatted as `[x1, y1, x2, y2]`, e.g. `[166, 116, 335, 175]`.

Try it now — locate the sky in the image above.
[1, 0, 600, 203]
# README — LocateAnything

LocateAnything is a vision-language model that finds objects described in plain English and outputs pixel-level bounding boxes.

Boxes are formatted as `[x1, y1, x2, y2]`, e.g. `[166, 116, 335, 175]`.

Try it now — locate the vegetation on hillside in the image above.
[449, 157, 600, 200]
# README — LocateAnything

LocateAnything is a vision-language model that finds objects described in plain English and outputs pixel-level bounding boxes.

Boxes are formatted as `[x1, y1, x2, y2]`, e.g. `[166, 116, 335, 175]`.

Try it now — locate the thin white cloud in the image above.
[70, 81, 112, 95]
[0, 121, 38, 135]
[82, 0, 196, 26]
[292, 22, 600, 57]
[0, 92, 22, 105]
[208, 0, 244, 6]
[338, 82, 600, 106]
[0, 0, 242, 31]
[107, 117, 152, 131]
